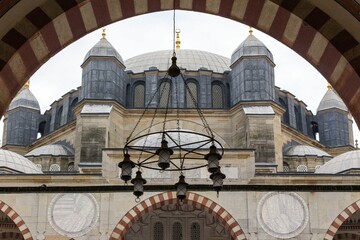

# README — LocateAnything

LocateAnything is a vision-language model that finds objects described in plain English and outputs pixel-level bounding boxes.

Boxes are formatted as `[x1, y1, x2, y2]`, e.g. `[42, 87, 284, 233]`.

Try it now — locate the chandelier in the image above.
[118, 7, 226, 202]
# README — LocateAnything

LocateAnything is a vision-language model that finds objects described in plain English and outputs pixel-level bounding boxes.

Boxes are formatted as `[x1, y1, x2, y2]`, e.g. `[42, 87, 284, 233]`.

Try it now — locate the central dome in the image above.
[125, 49, 230, 74]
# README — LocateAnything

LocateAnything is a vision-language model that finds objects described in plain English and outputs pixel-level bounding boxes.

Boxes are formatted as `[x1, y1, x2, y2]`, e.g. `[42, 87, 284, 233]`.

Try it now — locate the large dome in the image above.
[284, 145, 331, 157]
[83, 37, 124, 65]
[25, 144, 74, 157]
[125, 49, 230, 74]
[231, 34, 273, 66]
[0, 149, 42, 174]
[317, 87, 348, 113]
[8, 88, 40, 111]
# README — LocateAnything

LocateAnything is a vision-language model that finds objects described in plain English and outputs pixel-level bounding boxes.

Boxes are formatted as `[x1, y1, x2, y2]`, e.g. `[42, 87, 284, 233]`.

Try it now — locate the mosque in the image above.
[0, 29, 359, 240]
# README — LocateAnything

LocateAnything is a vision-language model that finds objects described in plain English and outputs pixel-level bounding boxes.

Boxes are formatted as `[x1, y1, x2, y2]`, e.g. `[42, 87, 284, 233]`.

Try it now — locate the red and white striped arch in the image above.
[0, 0, 359, 126]
[110, 191, 246, 240]
[324, 199, 360, 240]
[0, 200, 33, 240]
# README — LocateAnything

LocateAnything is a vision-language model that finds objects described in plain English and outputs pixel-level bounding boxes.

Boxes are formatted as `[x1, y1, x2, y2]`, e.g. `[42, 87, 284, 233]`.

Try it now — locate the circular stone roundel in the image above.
[257, 192, 309, 239]
[48, 193, 99, 238]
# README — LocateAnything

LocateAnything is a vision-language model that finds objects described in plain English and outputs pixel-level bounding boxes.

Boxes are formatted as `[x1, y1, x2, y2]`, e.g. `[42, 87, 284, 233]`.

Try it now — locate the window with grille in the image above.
[190, 222, 200, 240]
[68, 163, 74, 171]
[50, 164, 60, 172]
[159, 81, 171, 108]
[134, 84, 145, 108]
[154, 222, 164, 240]
[172, 222, 183, 240]
[212, 84, 223, 108]
[297, 165, 308, 172]
[186, 82, 198, 108]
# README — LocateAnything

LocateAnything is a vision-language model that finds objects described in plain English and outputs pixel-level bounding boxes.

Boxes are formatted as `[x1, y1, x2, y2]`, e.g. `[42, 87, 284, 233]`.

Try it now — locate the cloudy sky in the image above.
[1, 10, 359, 144]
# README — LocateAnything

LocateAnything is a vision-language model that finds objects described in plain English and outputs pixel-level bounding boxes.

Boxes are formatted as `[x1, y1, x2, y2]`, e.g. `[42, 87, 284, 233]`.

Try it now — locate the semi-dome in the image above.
[317, 86, 348, 113]
[315, 150, 360, 174]
[0, 149, 42, 174]
[25, 144, 74, 157]
[231, 33, 273, 66]
[125, 49, 230, 74]
[83, 37, 124, 65]
[284, 145, 331, 157]
[8, 88, 40, 111]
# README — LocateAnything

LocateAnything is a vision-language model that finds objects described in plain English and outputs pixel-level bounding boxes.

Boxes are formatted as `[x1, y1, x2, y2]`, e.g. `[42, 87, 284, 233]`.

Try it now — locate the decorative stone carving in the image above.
[48, 193, 99, 238]
[257, 192, 309, 239]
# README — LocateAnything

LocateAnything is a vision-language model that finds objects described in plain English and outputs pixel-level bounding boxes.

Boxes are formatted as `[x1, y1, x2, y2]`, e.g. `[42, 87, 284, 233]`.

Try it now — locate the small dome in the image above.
[317, 87, 348, 113]
[125, 49, 230, 74]
[8, 88, 40, 111]
[0, 149, 42, 174]
[83, 37, 124, 66]
[231, 34, 273, 66]
[316, 150, 360, 174]
[284, 145, 331, 157]
[25, 144, 74, 157]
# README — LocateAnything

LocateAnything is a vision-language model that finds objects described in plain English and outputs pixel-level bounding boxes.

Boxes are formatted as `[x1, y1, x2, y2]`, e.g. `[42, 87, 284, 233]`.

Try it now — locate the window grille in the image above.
[297, 165, 308, 172]
[190, 222, 200, 240]
[49, 164, 60, 172]
[172, 222, 183, 240]
[283, 165, 290, 172]
[186, 82, 197, 108]
[134, 84, 145, 108]
[68, 163, 74, 171]
[154, 222, 164, 240]
[212, 84, 223, 108]
[159, 82, 171, 108]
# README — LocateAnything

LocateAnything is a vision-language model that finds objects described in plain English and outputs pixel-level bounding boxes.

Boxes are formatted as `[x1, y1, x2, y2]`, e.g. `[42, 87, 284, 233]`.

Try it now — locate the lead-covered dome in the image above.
[25, 144, 74, 157]
[231, 34, 273, 66]
[0, 149, 42, 174]
[284, 145, 331, 157]
[317, 86, 348, 113]
[125, 49, 230, 74]
[8, 88, 40, 111]
[83, 37, 124, 66]
[315, 150, 360, 174]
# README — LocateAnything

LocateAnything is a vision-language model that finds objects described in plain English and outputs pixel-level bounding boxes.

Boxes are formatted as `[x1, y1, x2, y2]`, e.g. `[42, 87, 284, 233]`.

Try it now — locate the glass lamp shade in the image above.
[156, 140, 173, 170]
[210, 168, 226, 194]
[175, 175, 189, 201]
[118, 153, 135, 183]
[131, 171, 147, 198]
[205, 145, 222, 173]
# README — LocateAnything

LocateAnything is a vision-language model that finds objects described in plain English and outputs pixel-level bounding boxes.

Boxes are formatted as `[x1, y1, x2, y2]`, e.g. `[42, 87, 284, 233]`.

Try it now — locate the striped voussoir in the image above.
[323, 200, 360, 240]
[109, 192, 247, 240]
[0, 200, 33, 240]
[0, 0, 359, 126]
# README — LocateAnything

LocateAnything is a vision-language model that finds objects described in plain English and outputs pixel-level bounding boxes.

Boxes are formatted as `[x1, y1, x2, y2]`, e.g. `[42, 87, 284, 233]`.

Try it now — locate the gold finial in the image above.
[356, 139, 359, 149]
[102, 28, 106, 39]
[175, 28, 181, 50]
[249, 27, 253, 35]
[24, 80, 30, 89]
[327, 83, 332, 90]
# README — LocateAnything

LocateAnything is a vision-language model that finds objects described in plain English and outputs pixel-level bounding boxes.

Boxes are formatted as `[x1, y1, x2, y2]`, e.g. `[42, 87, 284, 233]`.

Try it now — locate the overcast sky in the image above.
[1, 10, 359, 145]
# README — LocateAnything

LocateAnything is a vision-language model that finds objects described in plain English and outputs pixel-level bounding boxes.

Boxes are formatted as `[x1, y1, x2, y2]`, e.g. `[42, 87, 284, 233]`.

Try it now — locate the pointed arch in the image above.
[0, 200, 33, 240]
[109, 192, 247, 240]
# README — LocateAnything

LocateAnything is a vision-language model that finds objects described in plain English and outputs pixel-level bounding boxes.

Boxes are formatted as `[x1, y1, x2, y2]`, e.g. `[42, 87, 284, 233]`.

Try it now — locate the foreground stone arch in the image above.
[0, 200, 33, 240]
[0, 0, 359, 126]
[324, 199, 360, 240]
[110, 191, 247, 240]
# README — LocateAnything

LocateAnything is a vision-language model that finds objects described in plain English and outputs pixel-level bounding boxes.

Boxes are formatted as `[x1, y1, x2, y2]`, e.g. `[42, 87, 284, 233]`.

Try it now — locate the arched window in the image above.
[190, 222, 200, 240]
[279, 98, 289, 124]
[54, 106, 63, 129]
[134, 83, 145, 108]
[38, 121, 46, 138]
[172, 222, 183, 240]
[212, 84, 224, 108]
[68, 97, 78, 121]
[159, 81, 171, 108]
[50, 164, 61, 172]
[154, 222, 164, 240]
[36, 164, 42, 171]
[294, 106, 303, 131]
[126, 84, 131, 107]
[297, 165, 308, 172]
[186, 81, 198, 108]
[68, 162, 74, 171]
[283, 162, 290, 172]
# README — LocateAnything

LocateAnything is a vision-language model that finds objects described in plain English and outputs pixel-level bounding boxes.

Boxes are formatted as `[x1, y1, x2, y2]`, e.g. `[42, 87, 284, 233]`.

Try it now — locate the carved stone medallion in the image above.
[48, 193, 99, 237]
[257, 192, 309, 239]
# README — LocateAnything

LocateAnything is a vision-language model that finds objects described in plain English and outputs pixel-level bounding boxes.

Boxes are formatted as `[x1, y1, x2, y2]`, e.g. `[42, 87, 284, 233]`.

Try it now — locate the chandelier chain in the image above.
[172, 0, 176, 56]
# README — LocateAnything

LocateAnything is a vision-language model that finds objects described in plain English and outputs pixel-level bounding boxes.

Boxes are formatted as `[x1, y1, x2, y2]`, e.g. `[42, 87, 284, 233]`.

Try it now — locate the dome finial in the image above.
[249, 27, 253, 35]
[102, 28, 106, 39]
[327, 82, 332, 90]
[24, 80, 30, 89]
[175, 29, 181, 50]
